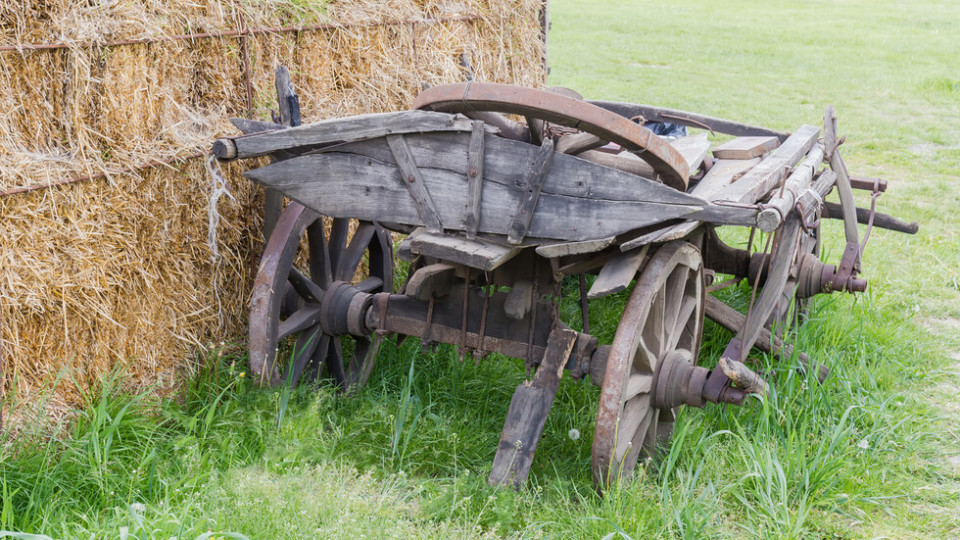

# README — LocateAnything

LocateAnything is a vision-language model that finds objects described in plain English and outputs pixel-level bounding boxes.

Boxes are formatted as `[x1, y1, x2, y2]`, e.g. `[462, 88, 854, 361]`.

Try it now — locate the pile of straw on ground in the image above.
[0, 0, 546, 426]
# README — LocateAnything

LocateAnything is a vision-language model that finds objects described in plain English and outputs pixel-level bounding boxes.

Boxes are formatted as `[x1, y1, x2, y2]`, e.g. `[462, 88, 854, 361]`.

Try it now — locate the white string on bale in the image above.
[204, 155, 235, 328]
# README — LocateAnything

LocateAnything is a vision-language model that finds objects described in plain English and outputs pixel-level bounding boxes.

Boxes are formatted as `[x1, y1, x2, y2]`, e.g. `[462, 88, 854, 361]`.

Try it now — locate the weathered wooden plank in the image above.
[712, 136, 779, 160]
[245, 131, 723, 242]
[489, 328, 578, 488]
[508, 138, 555, 244]
[619, 158, 761, 250]
[213, 110, 494, 160]
[689, 158, 761, 200]
[588, 101, 789, 141]
[463, 120, 486, 239]
[756, 145, 825, 232]
[406, 263, 457, 302]
[669, 133, 711, 172]
[408, 229, 520, 271]
[387, 134, 443, 232]
[587, 245, 649, 299]
[535, 236, 617, 258]
[230, 117, 282, 134]
[504, 280, 534, 320]
[713, 125, 820, 205]
[824, 105, 861, 270]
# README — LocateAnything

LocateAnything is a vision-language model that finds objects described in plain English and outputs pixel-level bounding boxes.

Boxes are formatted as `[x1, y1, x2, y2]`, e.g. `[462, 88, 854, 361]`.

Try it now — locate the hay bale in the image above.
[0, 0, 546, 428]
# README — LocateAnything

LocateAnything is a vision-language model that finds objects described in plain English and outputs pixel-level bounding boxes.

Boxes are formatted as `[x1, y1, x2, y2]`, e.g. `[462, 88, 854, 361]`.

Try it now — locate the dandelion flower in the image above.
[239, 372, 246, 378]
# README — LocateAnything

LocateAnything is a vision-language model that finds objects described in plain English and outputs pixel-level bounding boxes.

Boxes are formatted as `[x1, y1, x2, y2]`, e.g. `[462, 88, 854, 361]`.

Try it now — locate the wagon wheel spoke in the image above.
[307, 219, 332, 288]
[355, 276, 384, 294]
[283, 326, 324, 387]
[328, 218, 350, 277]
[668, 295, 699, 352]
[336, 222, 376, 281]
[643, 414, 660, 454]
[615, 395, 651, 462]
[664, 266, 690, 334]
[288, 268, 325, 303]
[325, 336, 351, 389]
[623, 373, 653, 402]
[278, 304, 322, 340]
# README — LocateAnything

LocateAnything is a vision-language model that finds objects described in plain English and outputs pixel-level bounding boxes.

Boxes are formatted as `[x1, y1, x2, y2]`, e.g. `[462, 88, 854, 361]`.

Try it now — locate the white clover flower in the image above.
[130, 502, 146, 515]
[568, 428, 580, 441]
[857, 438, 870, 450]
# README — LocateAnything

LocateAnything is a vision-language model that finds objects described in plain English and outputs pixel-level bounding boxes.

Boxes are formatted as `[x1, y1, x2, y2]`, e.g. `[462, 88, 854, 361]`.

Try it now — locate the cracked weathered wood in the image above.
[508, 138, 555, 244]
[587, 245, 649, 299]
[408, 229, 520, 271]
[463, 120, 486, 239]
[489, 327, 578, 488]
[713, 124, 820, 205]
[245, 131, 733, 242]
[387, 134, 443, 232]
[213, 110, 494, 160]
[712, 136, 780, 160]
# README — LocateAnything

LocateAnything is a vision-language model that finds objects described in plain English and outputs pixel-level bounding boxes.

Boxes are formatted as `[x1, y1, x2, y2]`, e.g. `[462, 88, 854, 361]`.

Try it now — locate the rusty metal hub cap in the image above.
[592, 240, 704, 488]
[248, 202, 392, 390]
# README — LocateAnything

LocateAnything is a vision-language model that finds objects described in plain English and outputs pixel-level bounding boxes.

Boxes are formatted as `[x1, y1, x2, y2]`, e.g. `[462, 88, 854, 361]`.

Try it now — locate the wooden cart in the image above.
[213, 71, 917, 489]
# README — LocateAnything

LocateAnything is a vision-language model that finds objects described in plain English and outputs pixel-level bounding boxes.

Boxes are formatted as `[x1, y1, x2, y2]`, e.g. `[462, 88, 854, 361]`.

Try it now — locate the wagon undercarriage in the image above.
[214, 68, 917, 490]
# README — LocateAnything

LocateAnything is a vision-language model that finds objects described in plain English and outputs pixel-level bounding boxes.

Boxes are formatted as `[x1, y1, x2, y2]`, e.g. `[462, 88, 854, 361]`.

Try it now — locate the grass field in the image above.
[3, 0, 959, 538]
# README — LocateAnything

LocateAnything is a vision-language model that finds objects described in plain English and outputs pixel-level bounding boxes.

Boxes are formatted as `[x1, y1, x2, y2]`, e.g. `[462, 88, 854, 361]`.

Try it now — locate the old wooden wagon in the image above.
[213, 70, 917, 489]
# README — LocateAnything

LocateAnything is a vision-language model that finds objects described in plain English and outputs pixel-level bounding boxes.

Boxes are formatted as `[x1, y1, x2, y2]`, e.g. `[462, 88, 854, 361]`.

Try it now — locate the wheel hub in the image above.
[318, 281, 373, 336]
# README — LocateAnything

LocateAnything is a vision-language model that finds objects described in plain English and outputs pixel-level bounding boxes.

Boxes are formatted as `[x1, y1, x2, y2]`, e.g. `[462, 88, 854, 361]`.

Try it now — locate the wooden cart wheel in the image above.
[249, 201, 393, 390]
[592, 240, 704, 488]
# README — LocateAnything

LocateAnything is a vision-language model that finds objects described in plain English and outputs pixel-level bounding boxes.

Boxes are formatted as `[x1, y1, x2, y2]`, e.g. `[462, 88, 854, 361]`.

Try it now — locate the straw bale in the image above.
[0, 0, 545, 428]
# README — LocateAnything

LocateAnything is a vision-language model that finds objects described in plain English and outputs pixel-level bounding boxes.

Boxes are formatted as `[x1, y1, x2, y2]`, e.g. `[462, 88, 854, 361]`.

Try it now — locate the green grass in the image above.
[3, 0, 959, 537]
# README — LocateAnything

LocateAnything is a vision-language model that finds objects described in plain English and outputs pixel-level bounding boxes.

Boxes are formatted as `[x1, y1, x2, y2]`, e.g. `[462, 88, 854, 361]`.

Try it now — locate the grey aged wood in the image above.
[214, 110, 494, 160]
[824, 105, 861, 269]
[712, 136, 780, 160]
[463, 120, 486, 239]
[703, 295, 828, 382]
[618, 158, 762, 250]
[670, 133, 711, 172]
[406, 263, 458, 302]
[408, 229, 521, 271]
[756, 145, 825, 232]
[387, 134, 444, 232]
[714, 125, 820, 205]
[245, 131, 734, 242]
[737, 215, 801, 354]
[508, 138, 555, 244]
[489, 328, 578, 488]
[535, 236, 617, 258]
[587, 244, 649, 299]
[504, 280, 535, 320]
[230, 117, 283, 135]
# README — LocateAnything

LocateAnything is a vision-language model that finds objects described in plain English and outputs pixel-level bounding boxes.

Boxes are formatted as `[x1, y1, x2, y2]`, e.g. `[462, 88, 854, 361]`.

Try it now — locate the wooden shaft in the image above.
[756, 145, 825, 232]
[824, 106, 861, 269]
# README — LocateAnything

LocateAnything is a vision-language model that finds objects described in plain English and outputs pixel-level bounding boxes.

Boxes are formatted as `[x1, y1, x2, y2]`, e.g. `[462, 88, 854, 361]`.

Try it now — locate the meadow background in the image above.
[2, 0, 959, 538]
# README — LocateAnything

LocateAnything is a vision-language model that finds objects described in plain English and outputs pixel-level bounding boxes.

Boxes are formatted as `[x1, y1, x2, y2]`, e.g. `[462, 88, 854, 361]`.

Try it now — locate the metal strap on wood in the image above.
[386, 134, 444, 232]
[507, 138, 555, 244]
